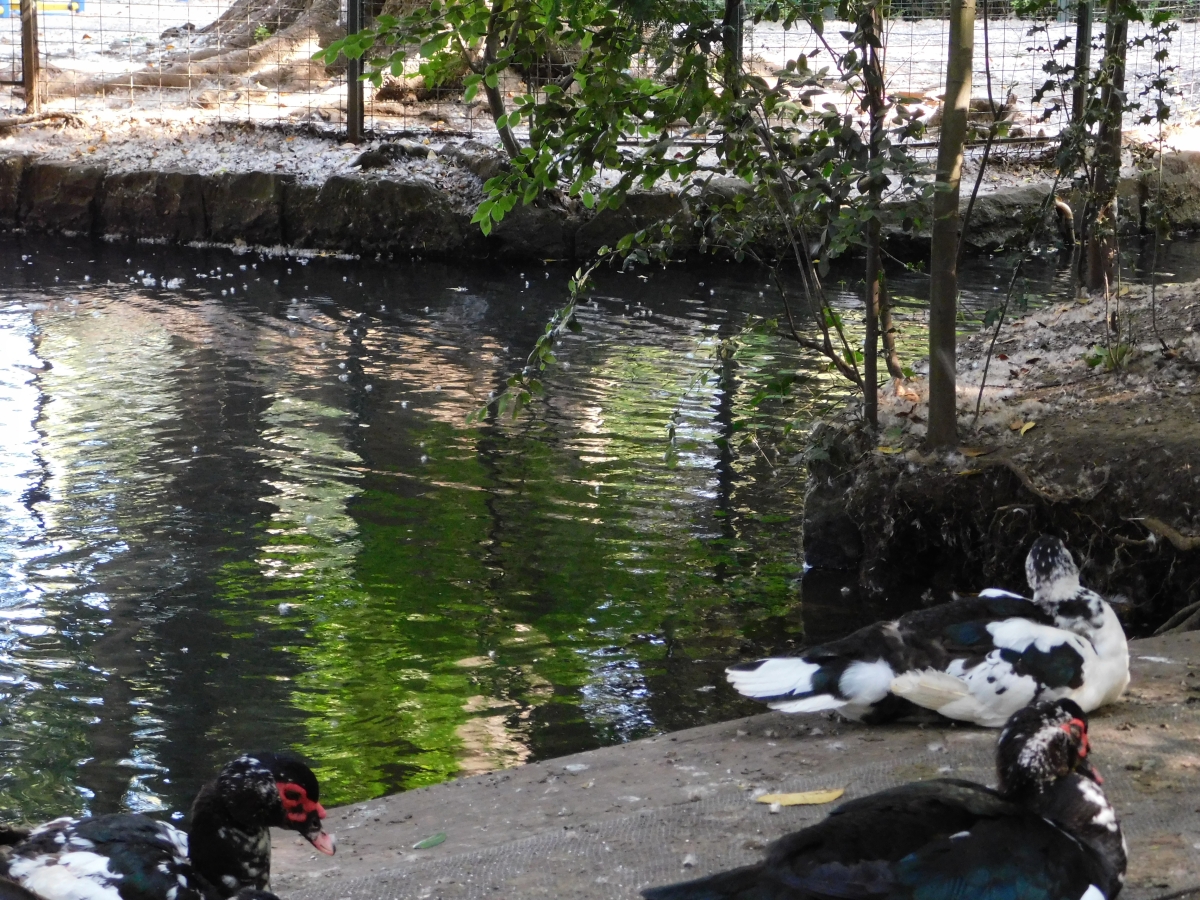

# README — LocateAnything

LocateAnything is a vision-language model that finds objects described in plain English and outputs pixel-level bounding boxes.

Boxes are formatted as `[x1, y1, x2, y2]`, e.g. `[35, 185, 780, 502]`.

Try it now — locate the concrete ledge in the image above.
[1, 152, 1198, 261]
[269, 634, 1200, 900]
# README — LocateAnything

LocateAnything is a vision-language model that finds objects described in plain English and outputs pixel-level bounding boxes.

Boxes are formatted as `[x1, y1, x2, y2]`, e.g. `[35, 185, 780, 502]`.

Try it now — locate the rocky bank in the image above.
[803, 273, 1200, 634]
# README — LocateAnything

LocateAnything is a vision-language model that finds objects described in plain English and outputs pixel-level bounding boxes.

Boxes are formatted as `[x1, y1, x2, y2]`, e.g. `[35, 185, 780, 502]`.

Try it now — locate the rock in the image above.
[20, 162, 106, 236]
[99, 170, 206, 243]
[0, 154, 29, 229]
[441, 141, 509, 182]
[203, 172, 290, 245]
[959, 184, 1054, 251]
[574, 191, 696, 258]
[350, 140, 433, 170]
[350, 150, 393, 171]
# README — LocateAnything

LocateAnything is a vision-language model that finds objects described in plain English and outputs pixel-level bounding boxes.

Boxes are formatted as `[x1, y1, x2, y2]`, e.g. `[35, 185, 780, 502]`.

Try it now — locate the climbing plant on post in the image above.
[1086, 0, 1128, 291]
[926, 0, 975, 448]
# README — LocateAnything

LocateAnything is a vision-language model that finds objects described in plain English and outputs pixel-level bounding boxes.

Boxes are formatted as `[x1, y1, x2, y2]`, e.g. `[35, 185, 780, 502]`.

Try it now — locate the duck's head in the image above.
[1025, 536, 1081, 603]
[213, 752, 336, 855]
[996, 699, 1100, 798]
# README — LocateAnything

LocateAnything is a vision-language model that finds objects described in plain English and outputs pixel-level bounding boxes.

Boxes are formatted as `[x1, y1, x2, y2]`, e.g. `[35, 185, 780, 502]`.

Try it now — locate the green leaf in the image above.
[413, 833, 446, 850]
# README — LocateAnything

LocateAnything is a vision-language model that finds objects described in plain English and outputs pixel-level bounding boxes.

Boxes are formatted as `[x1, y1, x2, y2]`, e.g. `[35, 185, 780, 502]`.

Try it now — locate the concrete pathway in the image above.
[271, 632, 1200, 900]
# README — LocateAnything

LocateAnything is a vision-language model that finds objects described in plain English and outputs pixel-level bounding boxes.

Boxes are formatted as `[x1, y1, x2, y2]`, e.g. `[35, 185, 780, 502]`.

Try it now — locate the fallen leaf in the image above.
[1026, 357, 1041, 364]
[876, 446, 904, 454]
[997, 353, 1009, 360]
[960, 447, 994, 457]
[957, 468, 984, 476]
[756, 788, 845, 806]
[413, 832, 447, 849]
[1009, 420, 1025, 431]
[1019, 421, 1037, 436]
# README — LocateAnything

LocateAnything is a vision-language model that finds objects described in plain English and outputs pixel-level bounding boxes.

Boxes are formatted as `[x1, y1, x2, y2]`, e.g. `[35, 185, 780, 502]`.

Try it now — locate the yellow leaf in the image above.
[756, 788, 845, 806]
[960, 447, 993, 458]
[1019, 421, 1037, 436]
[876, 446, 904, 454]
[957, 468, 983, 476]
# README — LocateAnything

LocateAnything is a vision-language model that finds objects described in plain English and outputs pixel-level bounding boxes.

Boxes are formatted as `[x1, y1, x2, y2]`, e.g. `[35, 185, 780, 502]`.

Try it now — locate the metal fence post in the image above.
[20, 0, 40, 114]
[346, 0, 364, 143]
[1072, 0, 1092, 123]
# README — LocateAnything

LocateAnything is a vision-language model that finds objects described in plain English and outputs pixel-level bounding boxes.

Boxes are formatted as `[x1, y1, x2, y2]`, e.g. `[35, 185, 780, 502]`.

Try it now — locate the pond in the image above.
[0, 234, 1191, 825]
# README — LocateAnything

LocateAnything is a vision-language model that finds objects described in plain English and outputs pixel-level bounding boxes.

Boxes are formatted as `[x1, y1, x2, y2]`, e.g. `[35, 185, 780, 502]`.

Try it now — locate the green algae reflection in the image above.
[0, 246, 832, 819]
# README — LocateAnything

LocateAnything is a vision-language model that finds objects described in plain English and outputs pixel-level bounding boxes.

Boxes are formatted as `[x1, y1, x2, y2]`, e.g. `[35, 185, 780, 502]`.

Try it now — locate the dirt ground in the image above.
[267, 633, 1200, 900]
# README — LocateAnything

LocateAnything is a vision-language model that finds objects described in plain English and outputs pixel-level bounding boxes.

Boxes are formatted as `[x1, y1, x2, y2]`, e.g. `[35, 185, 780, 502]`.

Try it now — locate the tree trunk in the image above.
[722, 0, 743, 96]
[862, 0, 885, 428]
[1085, 0, 1127, 291]
[927, 0, 974, 448]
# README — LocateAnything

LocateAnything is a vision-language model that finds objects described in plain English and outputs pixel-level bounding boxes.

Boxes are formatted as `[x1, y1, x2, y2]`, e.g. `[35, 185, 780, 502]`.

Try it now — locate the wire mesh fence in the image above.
[0, 0, 1196, 149]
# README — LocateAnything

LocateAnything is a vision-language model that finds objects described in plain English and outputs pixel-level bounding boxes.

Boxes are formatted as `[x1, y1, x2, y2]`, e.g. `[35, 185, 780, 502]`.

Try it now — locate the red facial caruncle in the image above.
[1060, 717, 1090, 757]
[1060, 717, 1102, 784]
[277, 781, 327, 823]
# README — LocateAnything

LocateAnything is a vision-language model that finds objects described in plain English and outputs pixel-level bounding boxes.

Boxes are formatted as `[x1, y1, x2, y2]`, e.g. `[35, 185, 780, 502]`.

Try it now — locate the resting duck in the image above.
[0, 751, 334, 900]
[642, 698, 1125, 900]
[726, 536, 1129, 726]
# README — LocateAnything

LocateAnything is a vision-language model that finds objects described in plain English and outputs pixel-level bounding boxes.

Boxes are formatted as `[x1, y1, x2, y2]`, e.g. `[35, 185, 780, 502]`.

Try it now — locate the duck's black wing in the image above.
[882, 814, 1111, 900]
[642, 781, 1017, 900]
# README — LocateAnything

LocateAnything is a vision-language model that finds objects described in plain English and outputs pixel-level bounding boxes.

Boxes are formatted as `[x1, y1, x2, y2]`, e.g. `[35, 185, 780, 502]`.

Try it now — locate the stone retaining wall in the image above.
[1, 151, 1198, 260]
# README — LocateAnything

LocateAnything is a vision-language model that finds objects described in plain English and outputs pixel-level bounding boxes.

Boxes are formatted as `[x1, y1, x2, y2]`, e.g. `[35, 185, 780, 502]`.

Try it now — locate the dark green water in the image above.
[0, 238, 851, 824]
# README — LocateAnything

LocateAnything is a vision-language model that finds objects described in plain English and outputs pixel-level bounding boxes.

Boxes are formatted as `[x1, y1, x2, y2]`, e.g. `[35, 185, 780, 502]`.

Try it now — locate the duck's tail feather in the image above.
[727, 657, 895, 712]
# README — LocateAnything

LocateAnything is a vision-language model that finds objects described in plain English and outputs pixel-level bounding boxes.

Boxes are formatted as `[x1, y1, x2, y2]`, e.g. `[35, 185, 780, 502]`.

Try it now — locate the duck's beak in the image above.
[303, 806, 336, 855]
[306, 829, 337, 855]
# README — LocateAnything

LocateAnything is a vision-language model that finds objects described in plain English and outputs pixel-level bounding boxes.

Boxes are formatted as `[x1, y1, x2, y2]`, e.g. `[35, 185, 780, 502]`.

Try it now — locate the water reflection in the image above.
[0, 241, 834, 823]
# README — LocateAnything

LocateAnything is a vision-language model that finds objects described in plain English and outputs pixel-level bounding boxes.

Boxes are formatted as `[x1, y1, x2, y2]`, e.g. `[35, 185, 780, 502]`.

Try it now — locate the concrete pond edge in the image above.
[3, 150, 1200, 262]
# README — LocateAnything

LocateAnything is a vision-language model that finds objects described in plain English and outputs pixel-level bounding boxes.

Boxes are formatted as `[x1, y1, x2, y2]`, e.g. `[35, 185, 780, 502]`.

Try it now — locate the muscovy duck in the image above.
[0, 751, 334, 900]
[642, 698, 1125, 900]
[726, 536, 1128, 726]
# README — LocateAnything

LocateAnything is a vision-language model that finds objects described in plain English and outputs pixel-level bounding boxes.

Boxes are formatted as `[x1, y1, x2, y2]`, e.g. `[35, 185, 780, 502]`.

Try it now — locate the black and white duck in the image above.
[726, 536, 1129, 726]
[0, 751, 334, 900]
[642, 698, 1126, 900]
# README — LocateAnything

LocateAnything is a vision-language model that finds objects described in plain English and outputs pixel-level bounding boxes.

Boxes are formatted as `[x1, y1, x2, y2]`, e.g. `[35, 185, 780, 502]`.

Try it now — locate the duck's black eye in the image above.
[284, 789, 303, 802]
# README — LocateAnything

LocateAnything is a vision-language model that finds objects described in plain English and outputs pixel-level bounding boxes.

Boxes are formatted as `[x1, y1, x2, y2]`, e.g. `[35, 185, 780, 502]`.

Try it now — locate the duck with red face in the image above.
[0, 751, 335, 900]
[189, 751, 336, 895]
[641, 700, 1125, 900]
